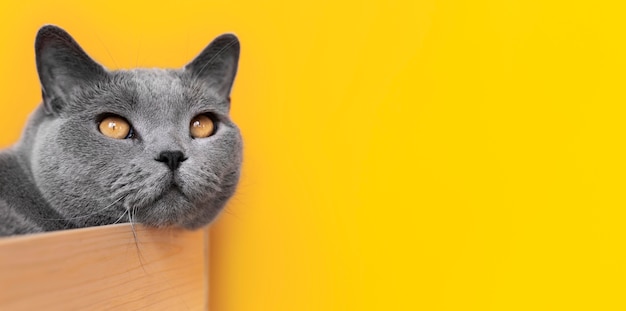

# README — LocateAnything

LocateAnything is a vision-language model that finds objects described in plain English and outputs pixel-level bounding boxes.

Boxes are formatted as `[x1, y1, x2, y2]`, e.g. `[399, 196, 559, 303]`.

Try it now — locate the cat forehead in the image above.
[126, 69, 184, 101]
[105, 68, 225, 113]
[126, 68, 180, 87]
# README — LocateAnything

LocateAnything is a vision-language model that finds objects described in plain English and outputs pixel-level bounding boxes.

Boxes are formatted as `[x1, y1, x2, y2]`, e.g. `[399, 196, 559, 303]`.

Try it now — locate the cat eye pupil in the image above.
[98, 115, 132, 140]
[190, 114, 215, 138]
[98, 114, 213, 140]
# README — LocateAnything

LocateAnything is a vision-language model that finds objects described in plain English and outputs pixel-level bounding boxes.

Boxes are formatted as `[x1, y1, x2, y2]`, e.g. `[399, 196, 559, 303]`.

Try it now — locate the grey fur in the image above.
[0, 25, 242, 236]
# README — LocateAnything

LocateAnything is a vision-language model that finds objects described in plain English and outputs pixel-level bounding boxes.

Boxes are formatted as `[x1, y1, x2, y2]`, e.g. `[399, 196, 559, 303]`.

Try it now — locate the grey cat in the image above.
[0, 25, 242, 236]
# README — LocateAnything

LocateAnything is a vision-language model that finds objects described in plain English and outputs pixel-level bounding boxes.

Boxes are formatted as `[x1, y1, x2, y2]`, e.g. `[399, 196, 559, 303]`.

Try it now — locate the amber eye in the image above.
[190, 114, 215, 138]
[98, 115, 132, 139]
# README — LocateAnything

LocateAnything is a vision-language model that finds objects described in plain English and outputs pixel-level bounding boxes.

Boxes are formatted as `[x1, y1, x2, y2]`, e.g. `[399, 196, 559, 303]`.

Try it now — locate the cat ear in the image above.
[35, 25, 107, 114]
[185, 34, 240, 101]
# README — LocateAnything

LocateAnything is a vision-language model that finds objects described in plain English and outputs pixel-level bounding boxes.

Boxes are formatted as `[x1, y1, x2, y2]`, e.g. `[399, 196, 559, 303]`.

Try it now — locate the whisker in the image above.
[32, 196, 125, 221]
[135, 32, 141, 68]
[93, 32, 119, 69]
[128, 205, 147, 273]
[67, 196, 125, 220]
[113, 208, 129, 224]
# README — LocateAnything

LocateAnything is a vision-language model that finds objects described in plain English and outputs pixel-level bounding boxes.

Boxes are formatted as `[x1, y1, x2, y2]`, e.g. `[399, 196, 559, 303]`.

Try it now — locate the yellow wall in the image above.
[1, 1, 625, 310]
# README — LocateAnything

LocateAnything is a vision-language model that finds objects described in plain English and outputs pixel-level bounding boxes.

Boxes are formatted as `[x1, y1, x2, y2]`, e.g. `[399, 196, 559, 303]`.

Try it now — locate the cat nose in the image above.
[155, 150, 187, 171]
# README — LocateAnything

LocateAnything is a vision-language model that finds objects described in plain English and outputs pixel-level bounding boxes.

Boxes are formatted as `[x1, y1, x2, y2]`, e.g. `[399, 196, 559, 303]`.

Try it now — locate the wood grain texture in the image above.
[0, 224, 208, 310]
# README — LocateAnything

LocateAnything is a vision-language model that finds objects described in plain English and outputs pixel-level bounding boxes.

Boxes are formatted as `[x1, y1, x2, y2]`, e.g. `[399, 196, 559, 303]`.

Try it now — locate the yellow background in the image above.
[0, 0, 625, 310]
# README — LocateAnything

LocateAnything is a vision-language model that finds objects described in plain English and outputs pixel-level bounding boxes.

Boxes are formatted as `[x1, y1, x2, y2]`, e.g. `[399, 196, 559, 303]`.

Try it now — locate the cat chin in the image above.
[129, 187, 214, 229]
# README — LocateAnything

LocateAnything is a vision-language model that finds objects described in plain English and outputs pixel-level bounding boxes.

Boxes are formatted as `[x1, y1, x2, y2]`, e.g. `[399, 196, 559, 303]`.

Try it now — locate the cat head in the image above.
[29, 25, 242, 229]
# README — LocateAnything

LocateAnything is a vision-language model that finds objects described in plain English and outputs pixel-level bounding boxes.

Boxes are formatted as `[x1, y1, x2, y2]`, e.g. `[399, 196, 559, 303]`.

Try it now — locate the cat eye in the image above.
[190, 114, 215, 138]
[98, 115, 133, 139]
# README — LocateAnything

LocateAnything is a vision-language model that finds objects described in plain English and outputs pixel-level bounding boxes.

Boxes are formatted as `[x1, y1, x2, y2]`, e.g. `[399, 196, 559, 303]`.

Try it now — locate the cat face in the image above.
[29, 25, 242, 229]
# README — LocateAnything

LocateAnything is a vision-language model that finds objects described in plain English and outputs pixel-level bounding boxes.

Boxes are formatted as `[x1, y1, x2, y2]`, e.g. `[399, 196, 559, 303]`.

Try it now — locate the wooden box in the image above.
[0, 224, 208, 310]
